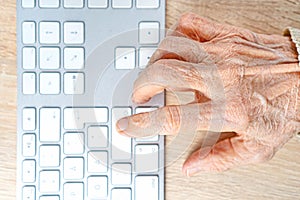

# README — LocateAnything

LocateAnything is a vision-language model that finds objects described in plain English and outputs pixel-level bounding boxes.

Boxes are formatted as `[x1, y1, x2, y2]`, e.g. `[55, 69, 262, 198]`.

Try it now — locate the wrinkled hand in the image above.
[116, 13, 300, 176]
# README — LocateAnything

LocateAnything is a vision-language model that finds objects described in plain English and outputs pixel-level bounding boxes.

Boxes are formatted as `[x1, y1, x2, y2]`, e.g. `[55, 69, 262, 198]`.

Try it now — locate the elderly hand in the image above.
[116, 13, 300, 176]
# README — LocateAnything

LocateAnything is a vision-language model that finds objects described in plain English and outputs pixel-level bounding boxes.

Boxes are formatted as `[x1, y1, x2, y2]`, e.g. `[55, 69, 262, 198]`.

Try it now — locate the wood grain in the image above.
[0, 0, 299, 199]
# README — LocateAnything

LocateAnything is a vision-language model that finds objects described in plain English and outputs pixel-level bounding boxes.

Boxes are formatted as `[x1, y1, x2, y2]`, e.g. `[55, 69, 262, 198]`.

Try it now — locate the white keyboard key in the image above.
[39, 145, 60, 167]
[39, 72, 60, 94]
[111, 107, 132, 160]
[135, 145, 159, 173]
[23, 134, 36, 157]
[23, 186, 35, 200]
[139, 22, 160, 44]
[64, 182, 83, 200]
[22, 47, 36, 69]
[111, 188, 131, 200]
[87, 126, 108, 148]
[87, 151, 108, 173]
[39, 22, 60, 44]
[64, 73, 84, 95]
[39, 171, 60, 193]
[40, 108, 60, 142]
[87, 176, 107, 199]
[63, 107, 108, 130]
[64, 132, 84, 154]
[39, 0, 60, 8]
[40, 196, 59, 200]
[22, 160, 36, 183]
[115, 47, 135, 70]
[22, 72, 36, 95]
[88, 0, 108, 8]
[40, 47, 60, 69]
[139, 47, 156, 69]
[135, 176, 158, 200]
[64, 47, 84, 69]
[64, 0, 84, 8]
[135, 107, 159, 141]
[136, 0, 159, 8]
[63, 157, 84, 180]
[64, 22, 84, 44]
[22, 108, 36, 131]
[112, 0, 132, 8]
[22, 0, 35, 8]
[111, 163, 131, 185]
[22, 22, 36, 44]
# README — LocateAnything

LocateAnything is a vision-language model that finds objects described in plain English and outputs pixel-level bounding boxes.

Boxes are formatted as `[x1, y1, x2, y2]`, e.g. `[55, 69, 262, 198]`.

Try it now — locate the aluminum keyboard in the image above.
[17, 1, 165, 199]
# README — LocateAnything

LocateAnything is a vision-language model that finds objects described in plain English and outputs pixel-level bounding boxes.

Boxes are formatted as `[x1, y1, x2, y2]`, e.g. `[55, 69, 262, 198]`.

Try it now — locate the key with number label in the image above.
[23, 186, 35, 200]
[64, 72, 84, 95]
[111, 163, 131, 185]
[135, 176, 158, 200]
[22, 108, 36, 131]
[63, 157, 84, 180]
[40, 47, 60, 69]
[39, 171, 60, 193]
[88, 151, 108, 173]
[40, 108, 60, 142]
[64, 47, 84, 69]
[22, 47, 36, 69]
[22, 73, 36, 95]
[64, 132, 85, 154]
[22, 134, 36, 157]
[22, 160, 36, 183]
[87, 176, 108, 199]
[39, 145, 60, 167]
[22, 22, 35, 44]
[135, 145, 159, 173]
[64, 182, 83, 200]
[111, 188, 131, 200]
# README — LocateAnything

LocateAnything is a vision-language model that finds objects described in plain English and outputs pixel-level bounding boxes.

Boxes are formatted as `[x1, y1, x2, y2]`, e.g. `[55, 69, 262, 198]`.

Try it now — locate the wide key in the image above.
[40, 108, 60, 142]
[111, 107, 132, 160]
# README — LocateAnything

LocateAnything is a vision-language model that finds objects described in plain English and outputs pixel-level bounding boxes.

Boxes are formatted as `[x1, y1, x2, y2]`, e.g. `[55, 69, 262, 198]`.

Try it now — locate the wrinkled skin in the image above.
[116, 13, 300, 176]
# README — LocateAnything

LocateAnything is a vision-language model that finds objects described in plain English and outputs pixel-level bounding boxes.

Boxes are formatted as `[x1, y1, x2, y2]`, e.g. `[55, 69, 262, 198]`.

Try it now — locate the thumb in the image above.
[182, 136, 274, 176]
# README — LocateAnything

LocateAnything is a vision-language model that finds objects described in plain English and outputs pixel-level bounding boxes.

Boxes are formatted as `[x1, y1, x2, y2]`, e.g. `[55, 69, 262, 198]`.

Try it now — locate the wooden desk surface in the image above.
[1, 0, 300, 199]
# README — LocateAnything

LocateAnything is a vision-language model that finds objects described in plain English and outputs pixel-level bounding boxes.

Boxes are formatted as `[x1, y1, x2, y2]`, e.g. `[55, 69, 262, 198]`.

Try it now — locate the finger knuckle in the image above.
[161, 106, 181, 135]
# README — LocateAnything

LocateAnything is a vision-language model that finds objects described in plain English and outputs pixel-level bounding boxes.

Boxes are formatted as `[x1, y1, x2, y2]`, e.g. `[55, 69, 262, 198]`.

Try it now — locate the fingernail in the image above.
[117, 118, 128, 132]
[185, 167, 198, 177]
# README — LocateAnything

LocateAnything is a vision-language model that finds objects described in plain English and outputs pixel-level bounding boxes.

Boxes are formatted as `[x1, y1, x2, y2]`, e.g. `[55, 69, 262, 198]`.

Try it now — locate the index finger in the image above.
[167, 12, 235, 42]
